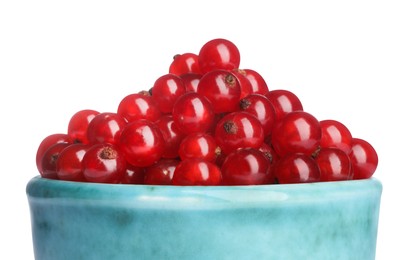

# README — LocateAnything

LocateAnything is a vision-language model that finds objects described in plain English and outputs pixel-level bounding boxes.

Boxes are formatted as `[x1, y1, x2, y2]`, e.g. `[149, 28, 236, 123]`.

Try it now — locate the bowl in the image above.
[26, 176, 382, 260]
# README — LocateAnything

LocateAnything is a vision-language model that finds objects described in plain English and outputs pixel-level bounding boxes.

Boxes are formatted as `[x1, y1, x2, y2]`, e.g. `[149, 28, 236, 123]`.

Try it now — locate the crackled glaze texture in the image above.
[27, 176, 382, 260]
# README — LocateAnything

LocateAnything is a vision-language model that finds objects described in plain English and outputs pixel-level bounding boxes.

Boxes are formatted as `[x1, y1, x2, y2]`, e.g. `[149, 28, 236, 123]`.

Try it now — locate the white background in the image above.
[1, 1, 410, 259]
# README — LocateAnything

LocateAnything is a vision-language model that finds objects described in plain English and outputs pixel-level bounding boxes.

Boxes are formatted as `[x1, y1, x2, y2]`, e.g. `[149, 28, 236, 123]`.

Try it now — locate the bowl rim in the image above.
[26, 175, 382, 209]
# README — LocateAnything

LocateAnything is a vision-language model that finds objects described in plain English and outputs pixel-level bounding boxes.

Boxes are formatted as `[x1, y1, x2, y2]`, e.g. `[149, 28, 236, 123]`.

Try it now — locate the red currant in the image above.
[117, 92, 162, 123]
[198, 38, 240, 74]
[240, 94, 276, 137]
[274, 153, 321, 184]
[319, 119, 352, 154]
[119, 119, 165, 167]
[314, 147, 353, 181]
[86, 112, 127, 145]
[41, 142, 72, 179]
[56, 143, 90, 182]
[120, 164, 145, 184]
[171, 158, 222, 185]
[265, 89, 303, 120]
[155, 115, 185, 158]
[231, 69, 253, 99]
[178, 133, 219, 162]
[67, 109, 100, 144]
[169, 53, 201, 75]
[214, 111, 265, 154]
[172, 92, 215, 135]
[144, 159, 179, 185]
[349, 138, 378, 179]
[82, 143, 127, 183]
[36, 133, 72, 174]
[242, 69, 269, 95]
[197, 70, 241, 113]
[151, 73, 186, 114]
[271, 111, 321, 157]
[180, 73, 202, 93]
[221, 148, 273, 185]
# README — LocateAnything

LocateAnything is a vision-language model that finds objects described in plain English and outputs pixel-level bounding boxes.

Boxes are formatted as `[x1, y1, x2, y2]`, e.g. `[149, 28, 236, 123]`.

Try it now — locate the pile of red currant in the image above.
[36, 38, 378, 185]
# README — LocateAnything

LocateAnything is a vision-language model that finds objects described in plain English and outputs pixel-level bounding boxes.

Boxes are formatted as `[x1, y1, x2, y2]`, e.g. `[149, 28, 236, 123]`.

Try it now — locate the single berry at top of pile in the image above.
[35, 38, 378, 185]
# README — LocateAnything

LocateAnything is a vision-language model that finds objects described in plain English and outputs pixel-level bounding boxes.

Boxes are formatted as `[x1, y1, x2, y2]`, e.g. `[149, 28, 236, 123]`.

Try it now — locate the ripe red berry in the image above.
[179, 73, 202, 93]
[274, 153, 321, 184]
[214, 111, 265, 155]
[349, 138, 378, 179]
[36, 133, 72, 174]
[151, 73, 186, 114]
[315, 147, 353, 181]
[155, 115, 185, 158]
[86, 112, 127, 145]
[82, 143, 127, 183]
[240, 94, 276, 137]
[231, 69, 253, 99]
[56, 143, 90, 182]
[271, 111, 321, 157]
[178, 133, 219, 162]
[319, 119, 352, 154]
[67, 109, 100, 144]
[41, 142, 71, 179]
[172, 92, 215, 134]
[198, 38, 240, 74]
[265, 89, 303, 120]
[120, 164, 145, 184]
[169, 53, 201, 75]
[172, 158, 222, 186]
[221, 148, 273, 185]
[241, 69, 269, 95]
[197, 70, 241, 113]
[117, 92, 162, 123]
[144, 159, 179, 185]
[119, 119, 165, 167]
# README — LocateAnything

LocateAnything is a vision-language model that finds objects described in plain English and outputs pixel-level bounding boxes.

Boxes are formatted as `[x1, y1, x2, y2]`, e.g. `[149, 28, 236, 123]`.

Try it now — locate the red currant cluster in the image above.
[36, 38, 378, 185]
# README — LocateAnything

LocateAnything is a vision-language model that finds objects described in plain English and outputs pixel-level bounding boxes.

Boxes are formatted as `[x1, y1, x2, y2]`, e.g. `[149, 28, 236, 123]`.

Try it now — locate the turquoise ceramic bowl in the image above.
[26, 176, 382, 260]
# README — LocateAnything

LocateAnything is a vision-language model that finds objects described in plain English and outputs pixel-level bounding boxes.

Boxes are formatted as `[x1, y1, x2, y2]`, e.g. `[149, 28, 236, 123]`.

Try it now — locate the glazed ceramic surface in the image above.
[27, 176, 382, 260]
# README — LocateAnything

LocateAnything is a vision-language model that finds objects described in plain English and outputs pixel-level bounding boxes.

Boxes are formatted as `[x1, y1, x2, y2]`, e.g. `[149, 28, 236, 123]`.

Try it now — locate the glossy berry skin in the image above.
[82, 143, 127, 183]
[120, 164, 145, 184]
[119, 119, 165, 167]
[349, 138, 378, 179]
[319, 120, 352, 154]
[41, 142, 71, 179]
[265, 89, 303, 121]
[198, 38, 240, 74]
[86, 112, 127, 145]
[232, 69, 253, 99]
[271, 111, 322, 157]
[169, 53, 201, 75]
[117, 92, 162, 123]
[172, 92, 215, 135]
[214, 111, 265, 155]
[274, 153, 321, 184]
[242, 69, 269, 95]
[240, 94, 276, 137]
[67, 109, 100, 144]
[144, 159, 179, 185]
[221, 148, 273, 185]
[171, 158, 222, 186]
[180, 73, 202, 92]
[155, 115, 185, 158]
[315, 147, 353, 181]
[36, 133, 72, 174]
[151, 73, 186, 114]
[197, 70, 241, 113]
[178, 133, 219, 162]
[56, 143, 89, 182]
